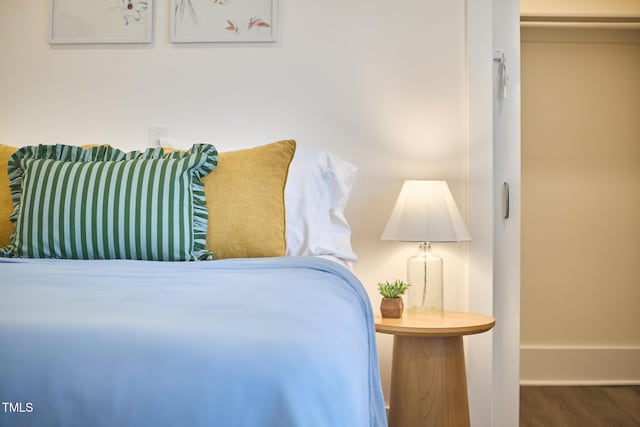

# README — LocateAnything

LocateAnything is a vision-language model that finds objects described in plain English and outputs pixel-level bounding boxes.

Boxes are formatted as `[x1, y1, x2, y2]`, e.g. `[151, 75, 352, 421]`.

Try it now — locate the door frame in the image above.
[466, 0, 521, 425]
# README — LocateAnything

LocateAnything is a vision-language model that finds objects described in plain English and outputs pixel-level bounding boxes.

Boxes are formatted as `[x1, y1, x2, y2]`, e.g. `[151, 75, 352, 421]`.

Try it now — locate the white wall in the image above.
[0, 0, 471, 408]
[467, 0, 495, 424]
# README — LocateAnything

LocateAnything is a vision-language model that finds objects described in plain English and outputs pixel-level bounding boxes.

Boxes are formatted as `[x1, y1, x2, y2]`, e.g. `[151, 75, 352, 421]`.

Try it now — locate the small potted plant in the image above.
[377, 280, 409, 318]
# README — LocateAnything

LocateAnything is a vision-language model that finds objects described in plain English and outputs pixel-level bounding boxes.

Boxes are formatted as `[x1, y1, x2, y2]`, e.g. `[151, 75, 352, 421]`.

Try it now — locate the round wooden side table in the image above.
[375, 311, 495, 427]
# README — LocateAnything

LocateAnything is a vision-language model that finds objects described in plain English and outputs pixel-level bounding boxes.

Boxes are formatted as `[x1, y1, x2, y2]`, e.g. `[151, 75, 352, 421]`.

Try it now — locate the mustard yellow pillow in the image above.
[168, 140, 296, 259]
[0, 144, 18, 247]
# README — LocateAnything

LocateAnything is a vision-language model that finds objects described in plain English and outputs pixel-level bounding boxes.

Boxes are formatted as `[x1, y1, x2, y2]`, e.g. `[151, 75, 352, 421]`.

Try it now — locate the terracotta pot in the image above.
[380, 297, 403, 318]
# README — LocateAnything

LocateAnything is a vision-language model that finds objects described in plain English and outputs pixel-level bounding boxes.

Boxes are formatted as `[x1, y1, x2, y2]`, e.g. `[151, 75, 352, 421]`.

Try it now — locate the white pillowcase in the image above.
[285, 148, 357, 263]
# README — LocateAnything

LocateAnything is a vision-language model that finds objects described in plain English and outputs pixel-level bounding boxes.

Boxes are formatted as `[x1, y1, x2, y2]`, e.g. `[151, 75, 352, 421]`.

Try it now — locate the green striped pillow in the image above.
[0, 144, 218, 261]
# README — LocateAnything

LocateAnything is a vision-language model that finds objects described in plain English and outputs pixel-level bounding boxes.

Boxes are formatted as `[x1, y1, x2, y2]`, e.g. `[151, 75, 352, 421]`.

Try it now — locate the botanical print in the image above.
[112, 0, 149, 26]
[175, 0, 200, 25]
[50, 0, 152, 43]
[224, 17, 270, 34]
[173, 0, 275, 42]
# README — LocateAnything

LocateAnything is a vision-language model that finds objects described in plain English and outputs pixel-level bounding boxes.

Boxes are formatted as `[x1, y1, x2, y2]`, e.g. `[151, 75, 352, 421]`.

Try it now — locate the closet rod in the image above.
[521, 14, 640, 29]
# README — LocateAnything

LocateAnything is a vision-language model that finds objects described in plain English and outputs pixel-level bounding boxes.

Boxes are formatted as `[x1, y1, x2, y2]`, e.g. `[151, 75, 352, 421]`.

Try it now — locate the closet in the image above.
[520, 17, 640, 384]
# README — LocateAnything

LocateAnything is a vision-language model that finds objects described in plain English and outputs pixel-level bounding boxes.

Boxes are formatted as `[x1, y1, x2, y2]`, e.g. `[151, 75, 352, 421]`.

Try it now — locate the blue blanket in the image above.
[0, 257, 386, 427]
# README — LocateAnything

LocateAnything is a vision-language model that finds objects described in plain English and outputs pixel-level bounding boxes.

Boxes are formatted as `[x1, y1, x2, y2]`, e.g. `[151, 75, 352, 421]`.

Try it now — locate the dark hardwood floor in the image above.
[520, 386, 640, 427]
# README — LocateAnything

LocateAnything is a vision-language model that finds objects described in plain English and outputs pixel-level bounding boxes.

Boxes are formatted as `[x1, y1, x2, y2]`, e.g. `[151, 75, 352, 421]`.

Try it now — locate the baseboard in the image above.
[520, 345, 640, 386]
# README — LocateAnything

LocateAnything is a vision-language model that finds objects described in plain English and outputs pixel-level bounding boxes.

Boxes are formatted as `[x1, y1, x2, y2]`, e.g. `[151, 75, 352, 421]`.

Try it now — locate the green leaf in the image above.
[377, 280, 409, 298]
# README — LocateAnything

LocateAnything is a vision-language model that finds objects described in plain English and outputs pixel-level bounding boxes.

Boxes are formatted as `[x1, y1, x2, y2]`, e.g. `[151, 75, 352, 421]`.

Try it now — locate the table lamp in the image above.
[381, 180, 471, 313]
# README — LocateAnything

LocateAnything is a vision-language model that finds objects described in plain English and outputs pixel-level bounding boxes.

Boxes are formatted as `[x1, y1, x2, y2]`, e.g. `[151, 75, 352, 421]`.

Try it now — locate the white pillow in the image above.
[285, 148, 357, 262]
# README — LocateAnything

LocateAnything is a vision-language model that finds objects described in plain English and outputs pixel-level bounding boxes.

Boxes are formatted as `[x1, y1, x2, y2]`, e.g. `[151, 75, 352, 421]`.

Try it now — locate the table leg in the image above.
[388, 335, 470, 427]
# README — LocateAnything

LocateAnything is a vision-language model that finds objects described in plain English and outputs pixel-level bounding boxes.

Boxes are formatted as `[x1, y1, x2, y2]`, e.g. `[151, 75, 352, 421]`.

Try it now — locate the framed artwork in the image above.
[49, 0, 153, 44]
[171, 0, 277, 43]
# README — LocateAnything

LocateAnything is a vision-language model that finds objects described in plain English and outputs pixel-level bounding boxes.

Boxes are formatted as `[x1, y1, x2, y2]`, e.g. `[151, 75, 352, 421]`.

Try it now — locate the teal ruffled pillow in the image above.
[1, 144, 218, 261]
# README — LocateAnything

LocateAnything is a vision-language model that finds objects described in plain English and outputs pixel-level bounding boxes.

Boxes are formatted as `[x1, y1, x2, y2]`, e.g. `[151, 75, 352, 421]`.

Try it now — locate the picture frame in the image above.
[49, 0, 153, 44]
[171, 0, 277, 43]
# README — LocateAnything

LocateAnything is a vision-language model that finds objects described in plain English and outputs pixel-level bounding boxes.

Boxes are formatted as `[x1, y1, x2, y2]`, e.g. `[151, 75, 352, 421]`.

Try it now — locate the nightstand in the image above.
[375, 311, 495, 427]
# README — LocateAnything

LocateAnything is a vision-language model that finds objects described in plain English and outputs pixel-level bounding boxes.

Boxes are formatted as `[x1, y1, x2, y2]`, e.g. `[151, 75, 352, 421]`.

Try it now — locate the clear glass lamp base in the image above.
[406, 242, 443, 314]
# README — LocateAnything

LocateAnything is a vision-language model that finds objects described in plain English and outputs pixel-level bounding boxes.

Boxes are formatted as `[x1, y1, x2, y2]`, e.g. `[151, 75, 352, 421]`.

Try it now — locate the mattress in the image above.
[0, 256, 386, 427]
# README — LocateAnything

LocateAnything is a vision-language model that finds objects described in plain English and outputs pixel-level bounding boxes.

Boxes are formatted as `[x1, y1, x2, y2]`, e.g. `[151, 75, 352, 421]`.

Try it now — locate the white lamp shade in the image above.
[381, 180, 471, 242]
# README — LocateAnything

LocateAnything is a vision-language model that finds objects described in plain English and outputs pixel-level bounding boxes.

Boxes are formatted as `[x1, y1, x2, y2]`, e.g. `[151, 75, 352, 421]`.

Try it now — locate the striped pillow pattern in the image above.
[0, 144, 218, 261]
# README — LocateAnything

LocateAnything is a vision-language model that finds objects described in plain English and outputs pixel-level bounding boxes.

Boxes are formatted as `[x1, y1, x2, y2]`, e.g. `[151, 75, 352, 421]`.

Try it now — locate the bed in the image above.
[0, 141, 386, 426]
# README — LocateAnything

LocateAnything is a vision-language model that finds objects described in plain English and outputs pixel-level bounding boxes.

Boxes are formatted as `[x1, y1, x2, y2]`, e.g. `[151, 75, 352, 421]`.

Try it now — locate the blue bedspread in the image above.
[0, 257, 387, 427]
